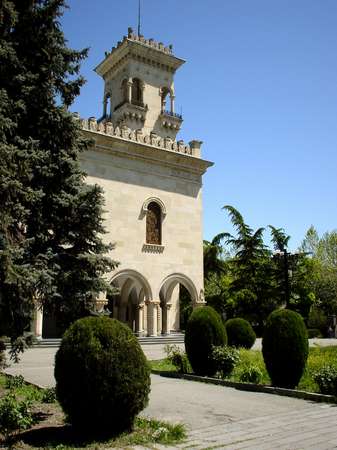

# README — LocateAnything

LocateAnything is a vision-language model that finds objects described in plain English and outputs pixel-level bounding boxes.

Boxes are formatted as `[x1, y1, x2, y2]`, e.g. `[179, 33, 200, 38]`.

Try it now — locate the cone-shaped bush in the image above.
[185, 306, 227, 376]
[225, 318, 256, 349]
[262, 309, 308, 389]
[55, 317, 151, 435]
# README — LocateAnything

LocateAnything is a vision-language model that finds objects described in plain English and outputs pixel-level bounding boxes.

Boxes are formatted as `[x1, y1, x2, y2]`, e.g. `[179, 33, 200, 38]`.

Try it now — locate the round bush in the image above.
[262, 309, 308, 389]
[185, 306, 227, 376]
[54, 316, 151, 434]
[225, 318, 256, 349]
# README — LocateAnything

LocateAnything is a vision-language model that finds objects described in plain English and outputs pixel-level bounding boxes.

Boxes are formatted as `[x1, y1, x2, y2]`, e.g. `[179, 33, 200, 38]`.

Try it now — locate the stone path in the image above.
[3, 344, 337, 449]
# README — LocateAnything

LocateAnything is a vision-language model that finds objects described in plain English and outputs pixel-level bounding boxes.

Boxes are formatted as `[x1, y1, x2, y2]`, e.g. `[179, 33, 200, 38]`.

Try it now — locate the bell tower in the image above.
[95, 27, 184, 140]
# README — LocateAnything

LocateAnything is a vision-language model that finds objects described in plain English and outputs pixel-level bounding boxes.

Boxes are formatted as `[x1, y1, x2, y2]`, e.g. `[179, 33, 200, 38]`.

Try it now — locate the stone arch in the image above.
[142, 197, 166, 215]
[108, 269, 152, 335]
[159, 273, 198, 304]
[110, 269, 152, 301]
[159, 273, 198, 334]
[160, 86, 175, 114]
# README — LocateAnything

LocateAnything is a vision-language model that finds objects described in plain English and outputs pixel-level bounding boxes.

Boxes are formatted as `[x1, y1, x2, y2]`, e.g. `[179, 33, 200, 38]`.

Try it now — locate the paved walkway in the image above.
[3, 343, 337, 449]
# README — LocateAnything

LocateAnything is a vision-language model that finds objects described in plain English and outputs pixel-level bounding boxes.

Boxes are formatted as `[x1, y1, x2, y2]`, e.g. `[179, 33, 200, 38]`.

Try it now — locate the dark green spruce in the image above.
[0, 0, 117, 356]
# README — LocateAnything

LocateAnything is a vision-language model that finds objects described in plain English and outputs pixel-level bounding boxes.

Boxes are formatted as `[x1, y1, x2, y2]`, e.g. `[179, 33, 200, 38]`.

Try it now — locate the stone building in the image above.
[34, 28, 213, 338]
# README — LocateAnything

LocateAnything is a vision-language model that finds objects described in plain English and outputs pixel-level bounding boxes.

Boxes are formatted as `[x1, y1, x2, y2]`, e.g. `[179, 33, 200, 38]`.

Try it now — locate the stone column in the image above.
[170, 94, 175, 114]
[127, 79, 133, 103]
[143, 302, 147, 334]
[147, 301, 160, 336]
[161, 303, 172, 335]
[135, 303, 144, 336]
[157, 304, 162, 335]
[33, 307, 43, 339]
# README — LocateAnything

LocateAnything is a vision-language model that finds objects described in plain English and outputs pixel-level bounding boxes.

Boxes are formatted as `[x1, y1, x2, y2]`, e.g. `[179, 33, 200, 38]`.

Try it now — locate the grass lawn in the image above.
[151, 345, 337, 394]
[0, 373, 186, 449]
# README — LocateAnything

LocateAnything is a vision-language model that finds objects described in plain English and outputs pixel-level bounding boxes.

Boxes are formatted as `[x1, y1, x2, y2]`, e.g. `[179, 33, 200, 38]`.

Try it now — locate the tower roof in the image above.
[95, 27, 185, 78]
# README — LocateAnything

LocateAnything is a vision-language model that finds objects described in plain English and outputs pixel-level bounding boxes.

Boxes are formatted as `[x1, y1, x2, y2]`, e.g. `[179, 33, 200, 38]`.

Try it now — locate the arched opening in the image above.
[161, 87, 170, 113]
[159, 275, 197, 334]
[104, 93, 111, 119]
[131, 78, 143, 105]
[146, 202, 162, 245]
[108, 270, 151, 336]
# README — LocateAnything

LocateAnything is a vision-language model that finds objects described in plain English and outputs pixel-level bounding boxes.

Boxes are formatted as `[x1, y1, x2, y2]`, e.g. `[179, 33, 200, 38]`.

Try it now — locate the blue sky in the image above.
[61, 0, 337, 251]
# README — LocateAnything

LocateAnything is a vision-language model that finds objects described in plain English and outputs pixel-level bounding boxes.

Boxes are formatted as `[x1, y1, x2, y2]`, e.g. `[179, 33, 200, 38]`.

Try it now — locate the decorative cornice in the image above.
[77, 116, 213, 176]
[81, 116, 194, 156]
[142, 244, 165, 254]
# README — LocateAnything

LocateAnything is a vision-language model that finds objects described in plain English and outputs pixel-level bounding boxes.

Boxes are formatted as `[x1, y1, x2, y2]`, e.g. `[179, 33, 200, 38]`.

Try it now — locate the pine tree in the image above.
[0, 0, 117, 354]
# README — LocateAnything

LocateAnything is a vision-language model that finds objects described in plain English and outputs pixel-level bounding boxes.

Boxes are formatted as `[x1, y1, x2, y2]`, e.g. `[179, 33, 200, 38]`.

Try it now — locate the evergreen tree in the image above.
[0, 0, 117, 354]
[222, 206, 278, 331]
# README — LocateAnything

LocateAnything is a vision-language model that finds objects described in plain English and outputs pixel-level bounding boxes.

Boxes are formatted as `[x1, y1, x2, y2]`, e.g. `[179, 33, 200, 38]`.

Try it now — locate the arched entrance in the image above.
[159, 274, 198, 334]
[108, 270, 152, 336]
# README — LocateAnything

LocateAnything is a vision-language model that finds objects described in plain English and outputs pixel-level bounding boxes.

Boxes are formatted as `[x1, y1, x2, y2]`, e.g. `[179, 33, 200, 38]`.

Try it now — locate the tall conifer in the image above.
[0, 0, 117, 352]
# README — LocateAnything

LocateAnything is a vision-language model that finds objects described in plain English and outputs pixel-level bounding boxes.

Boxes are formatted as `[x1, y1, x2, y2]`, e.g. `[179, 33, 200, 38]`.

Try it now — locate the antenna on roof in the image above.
[138, 0, 141, 36]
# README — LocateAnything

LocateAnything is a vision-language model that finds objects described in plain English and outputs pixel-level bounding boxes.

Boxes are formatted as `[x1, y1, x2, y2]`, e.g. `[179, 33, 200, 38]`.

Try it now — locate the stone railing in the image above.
[79, 116, 201, 157]
[104, 27, 173, 60]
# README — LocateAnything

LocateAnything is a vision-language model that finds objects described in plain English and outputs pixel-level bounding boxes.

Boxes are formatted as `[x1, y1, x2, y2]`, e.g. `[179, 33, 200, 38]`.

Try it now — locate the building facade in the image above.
[34, 28, 213, 338]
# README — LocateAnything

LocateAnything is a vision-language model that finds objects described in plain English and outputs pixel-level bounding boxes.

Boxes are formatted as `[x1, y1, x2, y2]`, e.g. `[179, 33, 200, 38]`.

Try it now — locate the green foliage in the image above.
[211, 345, 240, 378]
[313, 365, 337, 395]
[307, 306, 328, 335]
[218, 206, 281, 330]
[178, 284, 193, 331]
[41, 387, 57, 404]
[55, 316, 151, 435]
[225, 318, 256, 349]
[0, 0, 117, 355]
[5, 375, 24, 390]
[299, 227, 337, 318]
[164, 344, 190, 374]
[0, 393, 33, 441]
[262, 309, 309, 389]
[239, 364, 263, 384]
[106, 417, 186, 447]
[185, 306, 227, 376]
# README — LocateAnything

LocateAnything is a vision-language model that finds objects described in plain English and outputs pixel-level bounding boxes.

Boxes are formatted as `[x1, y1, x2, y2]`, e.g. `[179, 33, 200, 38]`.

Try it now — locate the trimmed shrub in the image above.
[262, 309, 309, 389]
[211, 345, 240, 378]
[225, 318, 256, 349]
[55, 317, 151, 435]
[185, 306, 227, 376]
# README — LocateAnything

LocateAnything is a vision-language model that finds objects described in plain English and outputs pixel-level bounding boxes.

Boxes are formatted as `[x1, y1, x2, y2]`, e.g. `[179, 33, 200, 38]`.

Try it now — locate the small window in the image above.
[146, 202, 162, 245]
[131, 78, 142, 105]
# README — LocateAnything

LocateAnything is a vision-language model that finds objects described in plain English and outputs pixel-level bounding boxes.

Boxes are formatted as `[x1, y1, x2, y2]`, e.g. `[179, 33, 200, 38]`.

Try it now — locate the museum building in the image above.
[33, 27, 213, 338]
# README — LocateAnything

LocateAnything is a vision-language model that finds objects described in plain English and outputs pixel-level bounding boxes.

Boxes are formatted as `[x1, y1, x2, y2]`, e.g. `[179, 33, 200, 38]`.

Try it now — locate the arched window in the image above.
[104, 93, 111, 118]
[131, 78, 142, 105]
[161, 87, 170, 112]
[146, 202, 162, 245]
